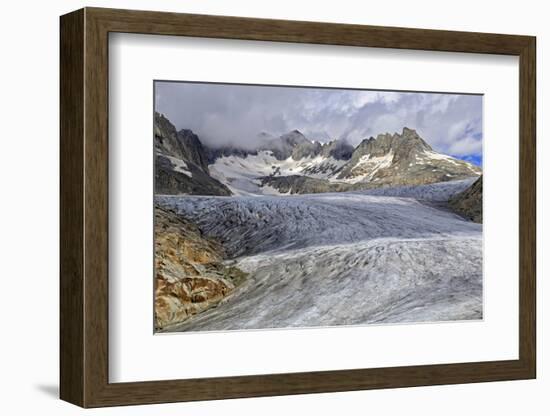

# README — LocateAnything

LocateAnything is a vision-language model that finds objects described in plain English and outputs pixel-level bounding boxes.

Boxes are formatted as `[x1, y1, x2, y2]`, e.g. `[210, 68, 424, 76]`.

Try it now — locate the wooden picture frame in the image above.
[60, 7, 536, 408]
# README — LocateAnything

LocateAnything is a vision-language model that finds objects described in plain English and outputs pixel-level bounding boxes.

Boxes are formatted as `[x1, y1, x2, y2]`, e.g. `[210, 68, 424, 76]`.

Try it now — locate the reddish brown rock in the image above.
[154, 206, 247, 330]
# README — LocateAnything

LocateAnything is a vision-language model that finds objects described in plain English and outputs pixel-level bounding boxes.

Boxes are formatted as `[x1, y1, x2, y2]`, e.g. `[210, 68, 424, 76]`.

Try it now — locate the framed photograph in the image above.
[60, 7, 536, 408]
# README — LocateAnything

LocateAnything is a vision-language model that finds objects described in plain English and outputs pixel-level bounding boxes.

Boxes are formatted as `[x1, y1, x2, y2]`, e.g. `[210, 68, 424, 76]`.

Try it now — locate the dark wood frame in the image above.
[60, 7, 536, 408]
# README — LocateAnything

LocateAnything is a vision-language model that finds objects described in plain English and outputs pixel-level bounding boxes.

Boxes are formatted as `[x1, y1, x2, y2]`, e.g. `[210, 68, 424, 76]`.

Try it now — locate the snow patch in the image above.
[165, 156, 192, 177]
[209, 151, 347, 194]
[347, 151, 394, 183]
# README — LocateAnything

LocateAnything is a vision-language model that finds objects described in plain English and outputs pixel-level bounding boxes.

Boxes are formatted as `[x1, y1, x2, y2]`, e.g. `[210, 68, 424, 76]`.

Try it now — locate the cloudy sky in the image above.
[155, 81, 483, 166]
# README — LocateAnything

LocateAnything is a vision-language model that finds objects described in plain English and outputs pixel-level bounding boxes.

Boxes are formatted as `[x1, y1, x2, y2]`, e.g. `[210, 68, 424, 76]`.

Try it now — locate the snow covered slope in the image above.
[157, 188, 482, 331]
[155, 112, 480, 196]
[209, 151, 346, 195]
[207, 127, 480, 195]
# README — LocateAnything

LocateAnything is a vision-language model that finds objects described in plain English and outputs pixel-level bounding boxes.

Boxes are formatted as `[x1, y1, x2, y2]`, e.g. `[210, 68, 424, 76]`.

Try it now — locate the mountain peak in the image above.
[336, 126, 480, 184]
[320, 139, 354, 160]
[359, 137, 375, 146]
[280, 129, 307, 140]
[153, 114, 231, 196]
[258, 130, 309, 160]
[178, 128, 195, 136]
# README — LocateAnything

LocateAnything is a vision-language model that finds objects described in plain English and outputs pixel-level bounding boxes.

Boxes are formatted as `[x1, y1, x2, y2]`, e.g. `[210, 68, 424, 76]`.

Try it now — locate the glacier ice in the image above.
[156, 180, 482, 332]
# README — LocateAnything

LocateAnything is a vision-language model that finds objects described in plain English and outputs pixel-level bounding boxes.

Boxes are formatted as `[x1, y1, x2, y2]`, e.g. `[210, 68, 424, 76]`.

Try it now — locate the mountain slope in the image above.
[361, 177, 478, 202]
[337, 127, 480, 186]
[154, 112, 231, 195]
[449, 176, 483, 223]
[154, 206, 247, 329]
[259, 129, 313, 160]
[155, 117, 481, 196]
[206, 127, 480, 195]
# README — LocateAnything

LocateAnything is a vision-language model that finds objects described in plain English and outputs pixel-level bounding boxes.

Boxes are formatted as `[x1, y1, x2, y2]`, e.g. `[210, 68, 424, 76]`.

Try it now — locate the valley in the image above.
[153, 112, 483, 332]
[156, 179, 482, 331]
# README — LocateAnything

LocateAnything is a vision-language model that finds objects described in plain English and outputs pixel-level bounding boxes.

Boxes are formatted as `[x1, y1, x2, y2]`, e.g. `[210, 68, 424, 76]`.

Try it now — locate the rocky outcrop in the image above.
[155, 155, 231, 196]
[291, 140, 322, 160]
[154, 112, 208, 171]
[320, 139, 354, 160]
[259, 129, 312, 160]
[449, 176, 482, 223]
[337, 127, 481, 186]
[206, 131, 354, 163]
[154, 112, 183, 159]
[154, 112, 230, 196]
[259, 130, 354, 161]
[251, 128, 482, 195]
[205, 146, 258, 164]
[260, 175, 356, 194]
[176, 129, 210, 173]
[158, 120, 481, 195]
[154, 206, 247, 330]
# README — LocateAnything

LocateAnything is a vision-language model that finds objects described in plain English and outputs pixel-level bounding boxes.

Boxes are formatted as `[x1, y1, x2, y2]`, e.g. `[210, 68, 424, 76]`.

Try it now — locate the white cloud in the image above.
[447, 136, 483, 156]
[155, 81, 482, 159]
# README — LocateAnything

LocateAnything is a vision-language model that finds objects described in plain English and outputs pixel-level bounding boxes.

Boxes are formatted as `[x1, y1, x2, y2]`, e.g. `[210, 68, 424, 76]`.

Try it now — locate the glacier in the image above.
[156, 178, 482, 332]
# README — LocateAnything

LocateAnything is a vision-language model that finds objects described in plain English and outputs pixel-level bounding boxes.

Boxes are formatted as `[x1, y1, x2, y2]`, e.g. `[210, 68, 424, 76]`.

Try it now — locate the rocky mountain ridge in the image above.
[449, 176, 483, 223]
[154, 112, 481, 196]
[154, 113, 231, 196]
[334, 127, 480, 187]
[208, 129, 355, 162]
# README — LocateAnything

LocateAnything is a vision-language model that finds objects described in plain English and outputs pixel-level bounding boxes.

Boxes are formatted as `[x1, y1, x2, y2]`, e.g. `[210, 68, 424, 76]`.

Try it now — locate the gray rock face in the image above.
[203, 129, 353, 165]
[203, 130, 326, 163]
[259, 129, 312, 160]
[157, 121, 480, 196]
[154, 113, 208, 172]
[449, 176, 482, 223]
[291, 140, 322, 160]
[337, 127, 480, 186]
[154, 112, 230, 196]
[205, 146, 258, 164]
[335, 136, 374, 178]
[155, 155, 231, 196]
[261, 176, 479, 198]
[361, 178, 477, 202]
[154, 112, 180, 157]
[260, 175, 358, 194]
[266, 131, 354, 161]
[255, 128, 480, 195]
[320, 139, 354, 160]
[176, 129, 210, 173]
[393, 126, 433, 160]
